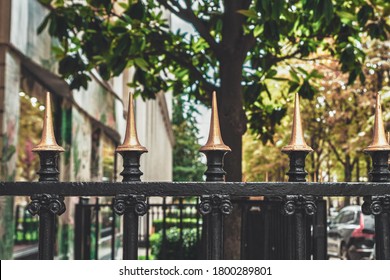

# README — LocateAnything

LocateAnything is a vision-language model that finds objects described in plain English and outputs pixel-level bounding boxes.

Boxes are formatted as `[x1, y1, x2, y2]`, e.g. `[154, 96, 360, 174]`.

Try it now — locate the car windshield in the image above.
[363, 214, 375, 230]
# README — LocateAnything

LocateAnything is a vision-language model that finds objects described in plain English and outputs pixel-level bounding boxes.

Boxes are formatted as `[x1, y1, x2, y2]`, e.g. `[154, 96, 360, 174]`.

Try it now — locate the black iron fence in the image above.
[74, 197, 202, 260]
[1, 92, 390, 260]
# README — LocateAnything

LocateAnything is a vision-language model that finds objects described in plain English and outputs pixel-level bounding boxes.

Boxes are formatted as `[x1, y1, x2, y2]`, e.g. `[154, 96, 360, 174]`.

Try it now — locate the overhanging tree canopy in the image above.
[39, 0, 389, 181]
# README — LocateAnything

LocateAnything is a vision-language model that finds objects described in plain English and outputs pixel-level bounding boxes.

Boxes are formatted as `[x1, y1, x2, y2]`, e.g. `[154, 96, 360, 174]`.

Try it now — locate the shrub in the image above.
[150, 227, 201, 259]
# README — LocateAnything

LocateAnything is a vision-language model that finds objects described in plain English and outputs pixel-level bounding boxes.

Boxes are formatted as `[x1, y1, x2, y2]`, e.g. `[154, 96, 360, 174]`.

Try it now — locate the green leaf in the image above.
[265, 69, 277, 78]
[37, 14, 51, 34]
[323, 0, 334, 23]
[357, 5, 373, 26]
[298, 80, 315, 100]
[335, 11, 355, 22]
[289, 69, 300, 83]
[288, 82, 299, 93]
[271, 0, 284, 21]
[253, 25, 263, 37]
[237, 9, 258, 19]
[134, 57, 149, 71]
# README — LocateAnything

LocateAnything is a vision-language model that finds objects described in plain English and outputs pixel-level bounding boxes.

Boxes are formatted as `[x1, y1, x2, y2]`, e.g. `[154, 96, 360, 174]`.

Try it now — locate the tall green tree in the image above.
[172, 96, 204, 181]
[39, 0, 390, 181]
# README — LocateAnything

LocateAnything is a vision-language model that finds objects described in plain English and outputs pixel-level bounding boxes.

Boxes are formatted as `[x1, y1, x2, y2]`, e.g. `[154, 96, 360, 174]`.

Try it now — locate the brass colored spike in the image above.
[116, 93, 148, 153]
[32, 92, 65, 152]
[364, 93, 390, 152]
[282, 93, 313, 153]
[200, 91, 231, 152]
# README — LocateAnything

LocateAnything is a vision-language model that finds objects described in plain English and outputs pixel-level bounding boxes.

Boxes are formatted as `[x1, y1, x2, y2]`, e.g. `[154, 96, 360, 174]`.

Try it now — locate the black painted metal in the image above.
[313, 199, 327, 260]
[286, 151, 309, 182]
[113, 194, 147, 259]
[179, 197, 184, 259]
[26, 151, 65, 260]
[203, 151, 227, 182]
[5, 181, 390, 197]
[364, 150, 390, 260]
[74, 197, 91, 260]
[368, 152, 390, 182]
[283, 150, 314, 260]
[114, 150, 147, 260]
[161, 197, 167, 259]
[363, 195, 390, 260]
[36, 151, 60, 182]
[111, 204, 116, 260]
[199, 149, 232, 260]
[119, 152, 144, 182]
[94, 198, 100, 260]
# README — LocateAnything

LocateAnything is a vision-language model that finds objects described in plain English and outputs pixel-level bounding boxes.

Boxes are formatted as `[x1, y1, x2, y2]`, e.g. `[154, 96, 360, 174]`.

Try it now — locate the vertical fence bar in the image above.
[145, 198, 150, 260]
[161, 198, 167, 259]
[27, 92, 65, 260]
[199, 92, 232, 260]
[281, 93, 315, 260]
[363, 93, 390, 260]
[74, 197, 91, 260]
[94, 198, 100, 260]
[179, 197, 184, 259]
[313, 199, 327, 259]
[113, 93, 148, 260]
[111, 204, 116, 260]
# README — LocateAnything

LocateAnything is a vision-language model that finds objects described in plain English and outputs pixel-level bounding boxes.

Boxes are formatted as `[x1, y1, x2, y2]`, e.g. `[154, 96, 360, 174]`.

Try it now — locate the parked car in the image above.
[327, 205, 375, 260]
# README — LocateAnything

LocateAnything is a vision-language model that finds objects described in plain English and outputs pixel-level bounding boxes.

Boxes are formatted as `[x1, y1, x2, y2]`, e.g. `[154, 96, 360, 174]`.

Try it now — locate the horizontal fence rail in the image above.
[1, 182, 390, 197]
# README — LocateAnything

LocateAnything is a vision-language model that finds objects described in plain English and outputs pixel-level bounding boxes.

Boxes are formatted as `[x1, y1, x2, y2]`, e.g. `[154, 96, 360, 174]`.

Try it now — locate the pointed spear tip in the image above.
[282, 93, 313, 153]
[364, 93, 390, 152]
[200, 91, 231, 152]
[116, 92, 148, 153]
[32, 92, 64, 152]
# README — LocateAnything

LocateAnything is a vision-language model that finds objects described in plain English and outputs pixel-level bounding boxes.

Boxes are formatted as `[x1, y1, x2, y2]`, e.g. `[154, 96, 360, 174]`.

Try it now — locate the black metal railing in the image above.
[73, 197, 202, 260]
[2, 92, 390, 260]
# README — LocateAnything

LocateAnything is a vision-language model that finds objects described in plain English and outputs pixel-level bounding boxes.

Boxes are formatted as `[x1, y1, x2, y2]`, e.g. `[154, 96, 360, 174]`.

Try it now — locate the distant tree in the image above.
[38, 0, 390, 181]
[172, 96, 204, 181]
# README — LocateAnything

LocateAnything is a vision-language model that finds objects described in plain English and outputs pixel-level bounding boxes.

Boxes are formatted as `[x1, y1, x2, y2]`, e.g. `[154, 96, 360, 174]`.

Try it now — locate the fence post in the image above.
[199, 91, 233, 260]
[363, 93, 390, 260]
[281, 93, 316, 260]
[113, 93, 148, 260]
[26, 92, 65, 260]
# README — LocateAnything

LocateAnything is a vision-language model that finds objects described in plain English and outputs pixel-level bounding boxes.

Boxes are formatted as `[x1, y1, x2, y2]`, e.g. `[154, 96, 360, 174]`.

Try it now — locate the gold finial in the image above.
[32, 92, 65, 152]
[200, 91, 231, 152]
[364, 93, 390, 152]
[116, 93, 148, 153]
[282, 93, 313, 153]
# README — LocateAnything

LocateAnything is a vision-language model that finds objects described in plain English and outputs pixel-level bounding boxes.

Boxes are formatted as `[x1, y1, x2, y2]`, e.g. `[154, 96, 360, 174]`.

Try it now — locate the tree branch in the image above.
[156, 0, 221, 57]
[327, 140, 346, 166]
[162, 50, 219, 100]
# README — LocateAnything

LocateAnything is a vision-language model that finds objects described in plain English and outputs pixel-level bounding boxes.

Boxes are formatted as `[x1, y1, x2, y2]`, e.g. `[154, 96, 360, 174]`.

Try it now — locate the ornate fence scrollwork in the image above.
[27, 194, 66, 216]
[282, 195, 317, 216]
[199, 195, 233, 216]
[113, 194, 148, 216]
[362, 195, 390, 216]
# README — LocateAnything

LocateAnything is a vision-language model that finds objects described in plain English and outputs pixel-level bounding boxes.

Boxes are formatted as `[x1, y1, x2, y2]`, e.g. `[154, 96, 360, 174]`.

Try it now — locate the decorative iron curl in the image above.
[199, 195, 233, 216]
[283, 199, 296, 215]
[199, 197, 212, 215]
[27, 194, 66, 216]
[113, 194, 147, 216]
[362, 195, 390, 216]
[304, 200, 317, 216]
[282, 195, 317, 216]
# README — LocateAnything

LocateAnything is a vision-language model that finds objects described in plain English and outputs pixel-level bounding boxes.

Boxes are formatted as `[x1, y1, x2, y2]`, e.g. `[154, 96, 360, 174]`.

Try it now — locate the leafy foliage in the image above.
[150, 227, 201, 259]
[172, 95, 204, 181]
[39, 0, 390, 143]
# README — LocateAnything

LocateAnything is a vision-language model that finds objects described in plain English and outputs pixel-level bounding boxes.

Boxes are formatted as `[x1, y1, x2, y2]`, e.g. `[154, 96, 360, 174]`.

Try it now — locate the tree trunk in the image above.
[218, 57, 246, 182]
[218, 55, 246, 259]
[344, 154, 352, 182]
